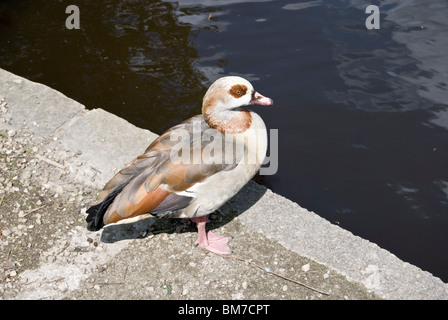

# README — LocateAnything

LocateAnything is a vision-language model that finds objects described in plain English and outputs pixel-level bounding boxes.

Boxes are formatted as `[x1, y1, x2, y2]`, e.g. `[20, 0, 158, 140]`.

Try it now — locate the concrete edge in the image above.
[1, 68, 447, 299]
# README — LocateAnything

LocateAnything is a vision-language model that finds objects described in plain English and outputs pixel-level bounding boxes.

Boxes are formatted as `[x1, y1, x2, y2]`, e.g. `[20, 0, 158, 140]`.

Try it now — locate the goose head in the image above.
[202, 76, 273, 132]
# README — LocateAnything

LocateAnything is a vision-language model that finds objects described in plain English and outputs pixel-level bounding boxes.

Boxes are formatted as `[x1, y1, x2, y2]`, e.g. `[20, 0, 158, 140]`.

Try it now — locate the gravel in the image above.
[0, 100, 95, 297]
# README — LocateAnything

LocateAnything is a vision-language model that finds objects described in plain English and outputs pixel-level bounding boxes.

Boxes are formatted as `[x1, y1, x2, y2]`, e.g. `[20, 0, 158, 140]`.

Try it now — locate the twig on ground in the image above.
[43, 277, 65, 284]
[35, 154, 66, 170]
[95, 282, 125, 286]
[25, 206, 46, 214]
[24, 277, 65, 286]
[22, 205, 46, 217]
[214, 253, 330, 296]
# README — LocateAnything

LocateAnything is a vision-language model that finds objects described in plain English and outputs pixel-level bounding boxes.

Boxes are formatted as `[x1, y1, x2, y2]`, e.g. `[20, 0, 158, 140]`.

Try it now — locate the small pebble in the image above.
[58, 282, 69, 293]
[301, 263, 310, 272]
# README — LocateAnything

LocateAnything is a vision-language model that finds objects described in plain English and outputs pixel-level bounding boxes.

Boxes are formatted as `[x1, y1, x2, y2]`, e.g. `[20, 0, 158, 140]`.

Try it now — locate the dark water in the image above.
[1, 0, 448, 282]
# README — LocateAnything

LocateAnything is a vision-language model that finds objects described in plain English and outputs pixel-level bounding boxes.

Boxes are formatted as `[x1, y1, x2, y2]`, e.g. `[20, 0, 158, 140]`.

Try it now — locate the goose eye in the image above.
[229, 84, 248, 98]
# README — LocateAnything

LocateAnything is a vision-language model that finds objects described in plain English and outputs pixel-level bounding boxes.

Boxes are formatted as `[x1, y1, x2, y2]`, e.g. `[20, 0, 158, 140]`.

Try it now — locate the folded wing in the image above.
[86, 115, 244, 230]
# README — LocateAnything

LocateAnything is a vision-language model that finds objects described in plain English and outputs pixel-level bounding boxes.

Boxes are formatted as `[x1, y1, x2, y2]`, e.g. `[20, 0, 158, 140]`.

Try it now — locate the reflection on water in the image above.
[0, 0, 207, 132]
[1, 0, 448, 282]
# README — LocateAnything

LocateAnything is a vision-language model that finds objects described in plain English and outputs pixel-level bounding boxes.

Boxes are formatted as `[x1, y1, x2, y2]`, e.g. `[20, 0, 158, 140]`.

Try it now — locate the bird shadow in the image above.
[100, 180, 267, 244]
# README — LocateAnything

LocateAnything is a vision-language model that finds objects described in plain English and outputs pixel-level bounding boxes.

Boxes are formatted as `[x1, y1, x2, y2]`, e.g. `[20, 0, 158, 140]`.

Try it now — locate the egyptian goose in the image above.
[86, 76, 273, 254]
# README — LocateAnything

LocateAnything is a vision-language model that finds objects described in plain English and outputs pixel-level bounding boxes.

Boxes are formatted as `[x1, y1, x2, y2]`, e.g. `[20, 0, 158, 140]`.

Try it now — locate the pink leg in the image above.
[190, 215, 232, 254]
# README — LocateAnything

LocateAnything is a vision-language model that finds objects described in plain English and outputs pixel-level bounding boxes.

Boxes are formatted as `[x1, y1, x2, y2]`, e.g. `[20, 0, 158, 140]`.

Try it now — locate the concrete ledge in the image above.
[228, 183, 448, 298]
[1, 68, 447, 299]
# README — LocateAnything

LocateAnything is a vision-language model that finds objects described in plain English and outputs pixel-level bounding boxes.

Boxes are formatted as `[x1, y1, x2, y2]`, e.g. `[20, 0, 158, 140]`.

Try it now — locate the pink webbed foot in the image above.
[196, 231, 232, 255]
[191, 215, 232, 255]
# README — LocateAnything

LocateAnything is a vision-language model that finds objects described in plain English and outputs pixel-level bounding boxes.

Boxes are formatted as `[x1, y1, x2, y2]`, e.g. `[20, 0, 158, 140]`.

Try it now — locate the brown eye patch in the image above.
[229, 84, 248, 98]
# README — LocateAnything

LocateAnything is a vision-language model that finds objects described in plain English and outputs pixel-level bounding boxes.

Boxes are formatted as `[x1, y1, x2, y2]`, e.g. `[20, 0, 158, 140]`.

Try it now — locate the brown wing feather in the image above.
[103, 187, 171, 224]
[93, 152, 159, 205]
